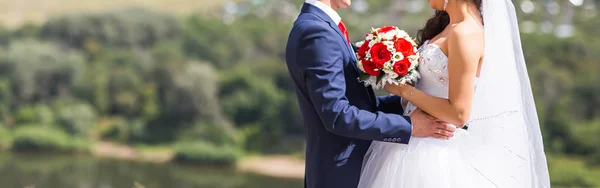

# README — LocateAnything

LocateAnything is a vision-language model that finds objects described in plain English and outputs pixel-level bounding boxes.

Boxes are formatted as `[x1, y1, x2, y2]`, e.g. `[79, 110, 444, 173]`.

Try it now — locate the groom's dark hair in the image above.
[416, 0, 483, 46]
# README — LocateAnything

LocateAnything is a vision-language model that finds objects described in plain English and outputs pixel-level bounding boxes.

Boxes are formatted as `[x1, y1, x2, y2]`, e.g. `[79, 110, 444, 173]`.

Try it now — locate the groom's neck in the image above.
[318, 0, 339, 11]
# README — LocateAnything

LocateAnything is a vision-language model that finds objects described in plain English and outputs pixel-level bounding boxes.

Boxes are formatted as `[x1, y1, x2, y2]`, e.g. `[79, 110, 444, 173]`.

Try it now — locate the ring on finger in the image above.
[436, 129, 442, 134]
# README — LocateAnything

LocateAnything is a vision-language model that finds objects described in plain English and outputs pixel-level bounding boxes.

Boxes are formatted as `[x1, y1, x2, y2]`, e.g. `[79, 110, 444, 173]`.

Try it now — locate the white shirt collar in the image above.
[305, 0, 342, 24]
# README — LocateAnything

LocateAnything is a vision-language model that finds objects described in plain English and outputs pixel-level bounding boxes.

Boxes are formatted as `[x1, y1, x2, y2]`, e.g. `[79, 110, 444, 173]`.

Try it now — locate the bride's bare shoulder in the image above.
[447, 20, 484, 51]
[449, 20, 483, 39]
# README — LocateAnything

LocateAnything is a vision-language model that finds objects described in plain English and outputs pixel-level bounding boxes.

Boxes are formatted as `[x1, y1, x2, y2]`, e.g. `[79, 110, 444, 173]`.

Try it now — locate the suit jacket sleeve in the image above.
[376, 95, 405, 115]
[297, 23, 412, 144]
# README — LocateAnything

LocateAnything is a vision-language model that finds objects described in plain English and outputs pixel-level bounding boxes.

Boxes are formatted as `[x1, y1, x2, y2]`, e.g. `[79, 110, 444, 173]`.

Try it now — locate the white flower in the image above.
[383, 69, 399, 79]
[392, 52, 405, 62]
[368, 40, 377, 47]
[403, 71, 421, 84]
[355, 41, 365, 47]
[407, 55, 419, 68]
[383, 62, 393, 70]
[383, 40, 395, 46]
[396, 30, 410, 38]
[383, 41, 396, 53]
[408, 55, 418, 61]
[366, 34, 375, 41]
[357, 60, 365, 72]
[381, 29, 398, 40]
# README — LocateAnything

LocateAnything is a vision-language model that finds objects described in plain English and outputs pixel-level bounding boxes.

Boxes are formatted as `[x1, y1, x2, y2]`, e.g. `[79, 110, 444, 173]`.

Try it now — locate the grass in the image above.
[173, 141, 239, 166]
[0, 0, 237, 28]
[134, 144, 175, 162]
[0, 126, 11, 150]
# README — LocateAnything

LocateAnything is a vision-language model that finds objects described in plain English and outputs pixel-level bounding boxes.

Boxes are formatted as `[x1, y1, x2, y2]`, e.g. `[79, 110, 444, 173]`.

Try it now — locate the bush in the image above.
[219, 64, 287, 152]
[173, 141, 239, 166]
[0, 125, 10, 150]
[11, 125, 89, 152]
[53, 99, 98, 137]
[14, 104, 55, 125]
[177, 120, 237, 146]
[548, 155, 600, 187]
[95, 117, 127, 141]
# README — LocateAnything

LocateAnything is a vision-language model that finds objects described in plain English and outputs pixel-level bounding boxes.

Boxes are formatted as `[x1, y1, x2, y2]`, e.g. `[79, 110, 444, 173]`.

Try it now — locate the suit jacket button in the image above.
[383, 138, 389, 142]
[391, 138, 397, 142]
[396, 138, 401, 142]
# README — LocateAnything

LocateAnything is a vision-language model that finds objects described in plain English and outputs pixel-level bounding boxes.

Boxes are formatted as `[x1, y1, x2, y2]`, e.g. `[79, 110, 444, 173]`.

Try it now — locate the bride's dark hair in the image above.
[416, 0, 483, 46]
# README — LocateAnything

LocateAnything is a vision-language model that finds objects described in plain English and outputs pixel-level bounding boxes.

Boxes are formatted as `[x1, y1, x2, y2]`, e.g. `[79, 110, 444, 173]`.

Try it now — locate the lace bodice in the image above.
[416, 40, 450, 99]
[403, 40, 450, 115]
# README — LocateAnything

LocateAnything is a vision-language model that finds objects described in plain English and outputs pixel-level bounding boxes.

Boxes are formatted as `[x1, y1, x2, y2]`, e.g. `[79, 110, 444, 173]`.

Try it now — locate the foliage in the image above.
[14, 104, 55, 125]
[1, 39, 85, 103]
[53, 99, 98, 137]
[11, 125, 89, 152]
[40, 8, 181, 48]
[182, 15, 252, 69]
[177, 120, 237, 147]
[173, 141, 239, 166]
[548, 155, 600, 187]
[0, 124, 10, 149]
[95, 117, 126, 141]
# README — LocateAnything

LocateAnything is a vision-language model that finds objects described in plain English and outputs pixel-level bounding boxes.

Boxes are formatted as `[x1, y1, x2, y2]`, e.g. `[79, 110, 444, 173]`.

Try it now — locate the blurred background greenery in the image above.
[0, 0, 598, 187]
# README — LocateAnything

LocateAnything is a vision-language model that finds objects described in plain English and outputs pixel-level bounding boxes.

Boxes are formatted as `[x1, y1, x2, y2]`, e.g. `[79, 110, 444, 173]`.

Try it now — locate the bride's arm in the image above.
[386, 27, 483, 126]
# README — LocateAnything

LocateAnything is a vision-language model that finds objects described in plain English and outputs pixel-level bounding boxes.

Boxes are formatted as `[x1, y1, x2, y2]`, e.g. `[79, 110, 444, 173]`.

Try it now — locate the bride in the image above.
[357, 0, 550, 187]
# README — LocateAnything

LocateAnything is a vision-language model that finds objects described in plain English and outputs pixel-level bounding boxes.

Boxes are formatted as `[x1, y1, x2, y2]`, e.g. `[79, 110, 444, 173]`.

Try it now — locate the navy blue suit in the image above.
[285, 3, 413, 188]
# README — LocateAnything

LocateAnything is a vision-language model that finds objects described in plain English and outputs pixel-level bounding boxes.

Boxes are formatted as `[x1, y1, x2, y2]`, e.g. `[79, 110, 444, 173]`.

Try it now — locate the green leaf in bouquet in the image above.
[376, 75, 383, 83]
[359, 72, 371, 81]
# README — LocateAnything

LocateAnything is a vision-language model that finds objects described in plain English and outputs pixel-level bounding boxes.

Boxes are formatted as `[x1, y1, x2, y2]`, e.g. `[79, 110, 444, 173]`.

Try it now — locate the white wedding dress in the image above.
[358, 41, 497, 188]
[358, 0, 551, 187]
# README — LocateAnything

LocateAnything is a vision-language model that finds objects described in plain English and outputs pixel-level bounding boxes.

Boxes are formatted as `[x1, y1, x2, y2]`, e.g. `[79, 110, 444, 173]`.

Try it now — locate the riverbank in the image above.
[92, 141, 305, 179]
[92, 142, 173, 163]
[237, 155, 305, 179]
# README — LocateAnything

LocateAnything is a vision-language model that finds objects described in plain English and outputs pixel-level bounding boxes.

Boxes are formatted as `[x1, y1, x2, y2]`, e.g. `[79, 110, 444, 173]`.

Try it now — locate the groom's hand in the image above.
[409, 109, 455, 139]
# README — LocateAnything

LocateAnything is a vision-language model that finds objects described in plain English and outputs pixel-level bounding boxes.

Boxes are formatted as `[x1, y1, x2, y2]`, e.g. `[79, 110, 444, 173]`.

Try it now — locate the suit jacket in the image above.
[285, 3, 413, 188]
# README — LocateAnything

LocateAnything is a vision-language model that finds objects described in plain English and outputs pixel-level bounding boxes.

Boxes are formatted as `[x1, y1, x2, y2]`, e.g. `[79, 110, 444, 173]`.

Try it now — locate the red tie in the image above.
[337, 21, 350, 45]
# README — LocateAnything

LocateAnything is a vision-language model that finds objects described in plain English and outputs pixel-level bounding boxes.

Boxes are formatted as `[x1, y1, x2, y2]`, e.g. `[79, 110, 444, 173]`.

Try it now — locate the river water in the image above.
[0, 153, 303, 188]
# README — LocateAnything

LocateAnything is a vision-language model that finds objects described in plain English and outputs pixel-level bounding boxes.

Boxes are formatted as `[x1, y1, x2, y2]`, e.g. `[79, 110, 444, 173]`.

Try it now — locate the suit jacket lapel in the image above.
[325, 21, 359, 62]
[301, 3, 359, 74]
[301, 3, 375, 103]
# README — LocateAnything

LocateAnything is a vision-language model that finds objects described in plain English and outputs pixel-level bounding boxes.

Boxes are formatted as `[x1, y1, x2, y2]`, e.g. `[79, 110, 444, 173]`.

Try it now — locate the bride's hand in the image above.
[384, 83, 413, 98]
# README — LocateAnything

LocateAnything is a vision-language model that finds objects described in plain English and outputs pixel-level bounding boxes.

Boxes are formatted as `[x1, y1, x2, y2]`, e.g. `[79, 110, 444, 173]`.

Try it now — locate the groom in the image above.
[285, 0, 457, 187]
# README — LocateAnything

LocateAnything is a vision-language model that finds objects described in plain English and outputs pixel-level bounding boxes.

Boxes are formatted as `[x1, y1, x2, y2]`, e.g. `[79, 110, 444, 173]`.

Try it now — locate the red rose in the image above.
[369, 42, 392, 68]
[357, 40, 370, 58]
[361, 59, 381, 76]
[377, 26, 396, 34]
[393, 58, 411, 76]
[394, 38, 415, 57]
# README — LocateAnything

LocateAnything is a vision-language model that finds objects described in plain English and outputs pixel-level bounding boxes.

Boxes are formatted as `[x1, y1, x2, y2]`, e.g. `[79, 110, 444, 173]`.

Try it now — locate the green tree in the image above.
[40, 8, 181, 49]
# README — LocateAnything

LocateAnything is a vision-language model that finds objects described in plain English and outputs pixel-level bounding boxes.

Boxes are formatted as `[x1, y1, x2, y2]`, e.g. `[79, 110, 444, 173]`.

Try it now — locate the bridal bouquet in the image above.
[355, 26, 420, 89]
